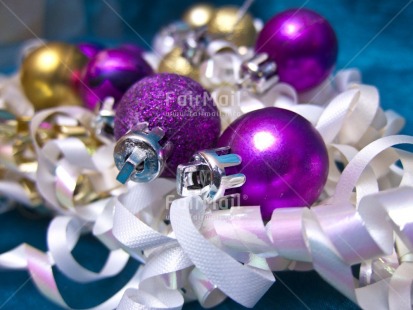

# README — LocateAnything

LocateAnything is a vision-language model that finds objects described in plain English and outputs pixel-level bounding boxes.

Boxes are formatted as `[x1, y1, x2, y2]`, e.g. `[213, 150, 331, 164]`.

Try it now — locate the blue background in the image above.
[1, 0, 413, 308]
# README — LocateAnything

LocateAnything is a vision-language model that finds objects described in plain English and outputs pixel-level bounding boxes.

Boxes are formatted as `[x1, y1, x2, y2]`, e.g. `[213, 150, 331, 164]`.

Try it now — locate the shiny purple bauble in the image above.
[218, 107, 329, 221]
[77, 42, 104, 60]
[255, 8, 338, 92]
[118, 44, 144, 55]
[114, 73, 221, 178]
[80, 47, 153, 110]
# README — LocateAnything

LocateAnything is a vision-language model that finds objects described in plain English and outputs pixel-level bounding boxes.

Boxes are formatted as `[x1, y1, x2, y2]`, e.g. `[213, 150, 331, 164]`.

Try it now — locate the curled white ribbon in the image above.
[29, 106, 124, 221]
[47, 215, 129, 283]
[0, 236, 140, 310]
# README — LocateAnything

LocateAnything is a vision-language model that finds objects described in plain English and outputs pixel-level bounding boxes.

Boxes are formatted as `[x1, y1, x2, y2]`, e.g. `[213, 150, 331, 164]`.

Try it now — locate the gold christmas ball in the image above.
[182, 3, 215, 28]
[20, 42, 88, 110]
[158, 47, 200, 81]
[207, 6, 257, 47]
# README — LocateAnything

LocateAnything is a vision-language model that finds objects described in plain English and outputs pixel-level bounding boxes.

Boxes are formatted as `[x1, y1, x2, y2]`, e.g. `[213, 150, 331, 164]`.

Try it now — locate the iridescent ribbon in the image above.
[29, 106, 125, 220]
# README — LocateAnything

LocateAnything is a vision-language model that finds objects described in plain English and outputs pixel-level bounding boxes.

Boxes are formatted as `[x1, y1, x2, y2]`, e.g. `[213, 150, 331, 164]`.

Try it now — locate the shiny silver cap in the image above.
[239, 53, 279, 94]
[181, 26, 208, 66]
[94, 97, 115, 143]
[177, 147, 246, 203]
[114, 123, 172, 184]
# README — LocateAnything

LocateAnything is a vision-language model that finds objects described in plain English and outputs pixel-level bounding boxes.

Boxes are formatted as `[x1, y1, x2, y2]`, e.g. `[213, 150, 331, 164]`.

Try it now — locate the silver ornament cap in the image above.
[94, 97, 115, 143]
[177, 147, 246, 203]
[114, 123, 172, 184]
[239, 53, 279, 94]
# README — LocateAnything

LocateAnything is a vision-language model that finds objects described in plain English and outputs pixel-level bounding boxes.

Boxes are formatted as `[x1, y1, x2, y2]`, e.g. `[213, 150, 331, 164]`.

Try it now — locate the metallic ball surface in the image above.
[158, 47, 200, 82]
[20, 42, 88, 110]
[207, 6, 257, 47]
[218, 107, 329, 221]
[255, 9, 338, 92]
[183, 3, 215, 28]
[80, 47, 153, 110]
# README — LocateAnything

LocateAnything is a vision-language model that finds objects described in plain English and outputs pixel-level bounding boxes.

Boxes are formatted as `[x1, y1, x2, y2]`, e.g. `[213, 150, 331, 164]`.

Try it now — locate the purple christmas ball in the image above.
[77, 42, 104, 60]
[255, 8, 338, 92]
[218, 107, 329, 221]
[80, 47, 153, 110]
[114, 73, 221, 178]
[118, 44, 144, 55]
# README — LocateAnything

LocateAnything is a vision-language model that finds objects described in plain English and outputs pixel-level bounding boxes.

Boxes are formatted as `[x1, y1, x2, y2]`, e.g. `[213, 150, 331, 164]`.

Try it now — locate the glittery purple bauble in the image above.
[80, 47, 153, 110]
[114, 73, 221, 178]
[255, 9, 338, 92]
[218, 107, 329, 221]
[77, 42, 104, 60]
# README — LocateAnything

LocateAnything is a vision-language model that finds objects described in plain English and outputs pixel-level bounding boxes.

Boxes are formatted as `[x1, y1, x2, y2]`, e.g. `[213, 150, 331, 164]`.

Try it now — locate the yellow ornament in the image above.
[158, 47, 200, 81]
[182, 3, 215, 28]
[207, 6, 257, 47]
[20, 42, 88, 110]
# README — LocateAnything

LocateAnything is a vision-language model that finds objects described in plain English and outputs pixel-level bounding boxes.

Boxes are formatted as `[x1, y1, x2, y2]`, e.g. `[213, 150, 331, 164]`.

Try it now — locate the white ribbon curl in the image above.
[30, 106, 125, 221]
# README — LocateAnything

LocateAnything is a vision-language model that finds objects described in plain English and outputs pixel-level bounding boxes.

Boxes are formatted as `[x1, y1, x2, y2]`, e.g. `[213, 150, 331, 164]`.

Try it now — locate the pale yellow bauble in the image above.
[20, 42, 88, 110]
[207, 6, 257, 47]
[182, 3, 215, 28]
[158, 47, 200, 82]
